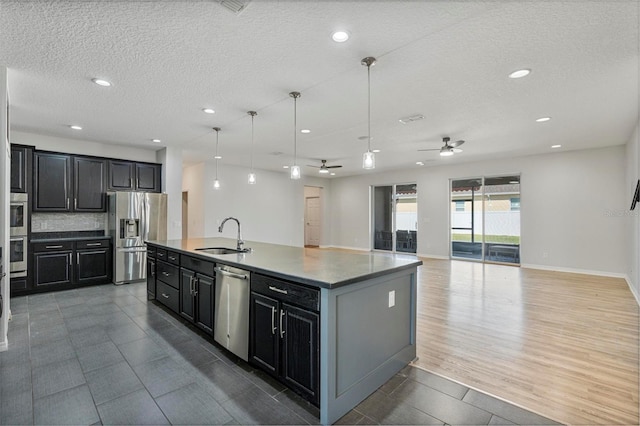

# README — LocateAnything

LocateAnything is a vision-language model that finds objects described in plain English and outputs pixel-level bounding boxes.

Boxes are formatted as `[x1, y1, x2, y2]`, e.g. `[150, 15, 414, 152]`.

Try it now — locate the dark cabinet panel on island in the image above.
[147, 255, 156, 299]
[250, 274, 320, 405]
[180, 259, 215, 334]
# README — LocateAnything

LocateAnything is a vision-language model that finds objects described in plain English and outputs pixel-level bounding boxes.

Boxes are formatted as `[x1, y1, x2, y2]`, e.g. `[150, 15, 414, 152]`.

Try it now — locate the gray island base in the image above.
[146, 237, 422, 425]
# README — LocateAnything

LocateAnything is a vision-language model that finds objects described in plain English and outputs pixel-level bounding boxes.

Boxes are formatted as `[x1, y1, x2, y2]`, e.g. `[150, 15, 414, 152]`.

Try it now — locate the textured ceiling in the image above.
[1, 1, 638, 177]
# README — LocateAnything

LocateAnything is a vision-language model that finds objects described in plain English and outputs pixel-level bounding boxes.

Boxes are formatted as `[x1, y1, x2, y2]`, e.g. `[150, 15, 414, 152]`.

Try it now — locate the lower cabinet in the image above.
[76, 240, 112, 285]
[147, 256, 156, 299]
[34, 249, 73, 288]
[180, 258, 215, 334]
[250, 274, 320, 405]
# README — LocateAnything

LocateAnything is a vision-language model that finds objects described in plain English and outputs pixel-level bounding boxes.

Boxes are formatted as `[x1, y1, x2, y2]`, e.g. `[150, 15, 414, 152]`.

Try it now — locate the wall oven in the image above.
[10, 193, 28, 237]
[10, 236, 27, 277]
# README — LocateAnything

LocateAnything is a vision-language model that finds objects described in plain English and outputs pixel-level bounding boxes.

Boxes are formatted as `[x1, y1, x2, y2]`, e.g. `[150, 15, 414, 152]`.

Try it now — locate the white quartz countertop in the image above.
[146, 237, 422, 289]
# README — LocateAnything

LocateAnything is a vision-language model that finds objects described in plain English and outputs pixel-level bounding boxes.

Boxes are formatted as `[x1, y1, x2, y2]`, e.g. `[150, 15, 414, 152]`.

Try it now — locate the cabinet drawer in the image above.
[156, 281, 179, 313]
[181, 255, 214, 276]
[76, 239, 110, 249]
[147, 246, 156, 258]
[252, 274, 319, 312]
[156, 260, 179, 289]
[155, 248, 167, 261]
[32, 241, 74, 252]
[166, 251, 180, 265]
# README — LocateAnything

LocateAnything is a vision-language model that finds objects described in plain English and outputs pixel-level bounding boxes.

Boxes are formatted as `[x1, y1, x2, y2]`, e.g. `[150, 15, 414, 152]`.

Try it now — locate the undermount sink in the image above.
[196, 247, 241, 255]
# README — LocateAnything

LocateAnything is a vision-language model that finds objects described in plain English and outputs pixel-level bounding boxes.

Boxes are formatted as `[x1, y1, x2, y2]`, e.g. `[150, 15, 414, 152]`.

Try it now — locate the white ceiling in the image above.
[1, 1, 638, 177]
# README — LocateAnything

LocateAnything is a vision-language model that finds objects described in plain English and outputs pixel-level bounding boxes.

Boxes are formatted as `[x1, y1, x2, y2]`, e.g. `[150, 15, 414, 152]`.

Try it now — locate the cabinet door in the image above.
[249, 292, 279, 375]
[195, 274, 214, 334]
[74, 157, 106, 211]
[108, 160, 135, 191]
[179, 268, 195, 321]
[147, 257, 156, 299]
[10, 146, 28, 193]
[34, 152, 71, 212]
[34, 251, 73, 287]
[76, 249, 111, 285]
[135, 163, 161, 192]
[282, 303, 320, 404]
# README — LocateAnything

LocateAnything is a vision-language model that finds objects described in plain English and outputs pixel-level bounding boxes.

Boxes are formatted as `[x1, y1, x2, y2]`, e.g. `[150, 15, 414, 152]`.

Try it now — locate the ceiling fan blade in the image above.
[418, 148, 440, 152]
[452, 148, 463, 153]
[449, 139, 465, 148]
[306, 165, 321, 168]
[326, 165, 342, 169]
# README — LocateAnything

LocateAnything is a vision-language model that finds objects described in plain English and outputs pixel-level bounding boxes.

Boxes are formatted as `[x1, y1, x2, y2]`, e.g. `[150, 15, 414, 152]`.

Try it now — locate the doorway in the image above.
[304, 186, 323, 247]
[372, 184, 417, 253]
[182, 191, 188, 240]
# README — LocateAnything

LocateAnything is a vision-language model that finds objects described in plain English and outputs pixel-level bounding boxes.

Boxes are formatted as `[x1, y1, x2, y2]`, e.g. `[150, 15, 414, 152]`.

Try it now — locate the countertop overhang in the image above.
[146, 237, 422, 289]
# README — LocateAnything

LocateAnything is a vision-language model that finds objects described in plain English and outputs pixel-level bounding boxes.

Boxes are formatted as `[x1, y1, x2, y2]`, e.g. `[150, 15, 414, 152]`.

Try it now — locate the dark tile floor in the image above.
[0, 282, 560, 425]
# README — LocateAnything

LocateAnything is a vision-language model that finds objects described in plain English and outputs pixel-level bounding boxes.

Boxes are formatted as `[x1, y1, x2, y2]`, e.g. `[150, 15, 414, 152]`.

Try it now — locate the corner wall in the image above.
[626, 123, 639, 302]
[330, 146, 628, 277]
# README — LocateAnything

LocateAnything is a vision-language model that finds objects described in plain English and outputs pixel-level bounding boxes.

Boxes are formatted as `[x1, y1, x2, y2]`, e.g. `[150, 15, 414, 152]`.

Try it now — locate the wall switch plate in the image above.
[388, 290, 395, 308]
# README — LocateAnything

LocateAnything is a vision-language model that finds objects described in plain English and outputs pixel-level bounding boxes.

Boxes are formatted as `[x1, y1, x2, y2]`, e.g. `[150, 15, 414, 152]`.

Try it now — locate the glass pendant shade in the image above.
[363, 150, 375, 169]
[290, 165, 301, 180]
[213, 179, 221, 189]
[248, 172, 256, 184]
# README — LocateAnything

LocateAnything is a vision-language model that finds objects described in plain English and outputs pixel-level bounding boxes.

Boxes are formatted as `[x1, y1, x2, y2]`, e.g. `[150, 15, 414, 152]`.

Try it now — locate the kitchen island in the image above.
[146, 237, 422, 425]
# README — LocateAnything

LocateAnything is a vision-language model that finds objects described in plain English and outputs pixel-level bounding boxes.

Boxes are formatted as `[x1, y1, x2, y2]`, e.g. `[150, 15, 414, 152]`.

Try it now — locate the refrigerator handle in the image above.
[144, 195, 150, 241]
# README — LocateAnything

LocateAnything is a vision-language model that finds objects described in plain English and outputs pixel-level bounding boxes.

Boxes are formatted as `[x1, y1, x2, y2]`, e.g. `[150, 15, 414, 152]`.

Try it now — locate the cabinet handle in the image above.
[161, 293, 170, 299]
[76, 252, 79, 264]
[168, 255, 176, 261]
[74, 198, 77, 210]
[45, 245, 63, 249]
[271, 306, 277, 335]
[279, 310, 285, 338]
[66, 198, 70, 210]
[162, 271, 170, 277]
[193, 278, 198, 296]
[150, 269, 155, 277]
[269, 286, 288, 295]
[85, 242, 102, 247]
[189, 276, 194, 294]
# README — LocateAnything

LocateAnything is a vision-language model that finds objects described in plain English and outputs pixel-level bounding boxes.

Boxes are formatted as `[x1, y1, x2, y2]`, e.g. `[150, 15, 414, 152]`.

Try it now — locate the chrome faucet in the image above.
[218, 217, 246, 251]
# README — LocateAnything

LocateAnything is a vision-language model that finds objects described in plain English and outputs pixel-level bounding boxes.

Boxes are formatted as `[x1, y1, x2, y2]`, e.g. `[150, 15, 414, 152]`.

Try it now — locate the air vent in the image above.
[218, 0, 250, 14]
[399, 114, 425, 125]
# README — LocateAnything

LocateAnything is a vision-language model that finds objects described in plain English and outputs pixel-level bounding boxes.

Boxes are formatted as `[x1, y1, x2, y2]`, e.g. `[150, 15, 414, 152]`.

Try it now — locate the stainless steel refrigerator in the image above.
[108, 192, 167, 284]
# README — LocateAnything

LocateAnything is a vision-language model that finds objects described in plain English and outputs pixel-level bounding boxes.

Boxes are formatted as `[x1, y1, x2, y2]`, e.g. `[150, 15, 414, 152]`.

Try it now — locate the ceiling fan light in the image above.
[290, 165, 301, 179]
[248, 172, 256, 184]
[318, 168, 329, 174]
[363, 151, 375, 169]
[440, 149, 454, 157]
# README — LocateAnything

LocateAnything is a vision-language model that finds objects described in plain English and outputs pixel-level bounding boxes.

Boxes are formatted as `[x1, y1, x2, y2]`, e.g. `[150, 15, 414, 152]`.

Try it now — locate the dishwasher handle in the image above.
[215, 267, 248, 280]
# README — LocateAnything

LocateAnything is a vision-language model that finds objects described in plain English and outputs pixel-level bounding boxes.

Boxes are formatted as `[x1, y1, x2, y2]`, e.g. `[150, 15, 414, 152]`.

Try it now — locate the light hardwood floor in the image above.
[413, 258, 639, 425]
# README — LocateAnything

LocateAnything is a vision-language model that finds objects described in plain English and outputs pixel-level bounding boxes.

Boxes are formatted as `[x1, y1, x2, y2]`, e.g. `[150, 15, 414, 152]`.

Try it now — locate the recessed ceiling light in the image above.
[372, 149, 381, 153]
[551, 144, 561, 149]
[152, 139, 161, 143]
[214, 155, 222, 160]
[203, 108, 215, 114]
[536, 117, 551, 122]
[416, 161, 424, 166]
[509, 180, 519, 184]
[331, 31, 349, 43]
[508, 69, 531, 79]
[300, 129, 311, 134]
[70, 125, 82, 130]
[91, 78, 111, 87]
[330, 172, 336, 176]
[282, 165, 289, 169]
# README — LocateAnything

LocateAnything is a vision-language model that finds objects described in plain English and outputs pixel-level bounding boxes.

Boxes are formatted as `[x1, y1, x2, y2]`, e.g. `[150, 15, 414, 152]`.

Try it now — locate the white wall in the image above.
[157, 147, 182, 240]
[330, 146, 628, 276]
[11, 131, 157, 163]
[625, 123, 639, 302]
[182, 162, 205, 238]
[1, 66, 9, 351]
[184, 161, 331, 247]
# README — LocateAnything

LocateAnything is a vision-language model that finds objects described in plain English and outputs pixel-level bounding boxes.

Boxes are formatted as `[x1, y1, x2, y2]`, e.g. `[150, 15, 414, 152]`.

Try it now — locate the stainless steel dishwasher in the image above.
[214, 265, 250, 361]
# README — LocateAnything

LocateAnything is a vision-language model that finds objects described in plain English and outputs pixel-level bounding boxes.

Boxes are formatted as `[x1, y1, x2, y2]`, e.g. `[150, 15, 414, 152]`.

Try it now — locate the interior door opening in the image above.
[304, 187, 322, 248]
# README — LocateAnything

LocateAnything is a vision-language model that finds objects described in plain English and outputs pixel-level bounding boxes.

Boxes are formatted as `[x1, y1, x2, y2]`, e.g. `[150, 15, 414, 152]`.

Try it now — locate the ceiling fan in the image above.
[418, 137, 465, 156]
[308, 159, 342, 174]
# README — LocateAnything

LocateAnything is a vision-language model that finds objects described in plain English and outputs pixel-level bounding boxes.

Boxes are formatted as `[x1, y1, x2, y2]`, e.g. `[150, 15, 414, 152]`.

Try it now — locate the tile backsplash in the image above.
[32, 213, 107, 232]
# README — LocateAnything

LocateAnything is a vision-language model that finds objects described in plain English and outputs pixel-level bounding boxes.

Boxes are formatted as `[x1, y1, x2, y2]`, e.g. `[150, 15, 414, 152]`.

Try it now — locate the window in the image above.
[455, 200, 465, 211]
[510, 197, 520, 211]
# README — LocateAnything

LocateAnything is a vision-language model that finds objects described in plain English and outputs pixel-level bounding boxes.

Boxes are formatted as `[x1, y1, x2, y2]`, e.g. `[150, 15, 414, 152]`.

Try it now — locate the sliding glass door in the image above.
[373, 184, 417, 253]
[450, 176, 520, 264]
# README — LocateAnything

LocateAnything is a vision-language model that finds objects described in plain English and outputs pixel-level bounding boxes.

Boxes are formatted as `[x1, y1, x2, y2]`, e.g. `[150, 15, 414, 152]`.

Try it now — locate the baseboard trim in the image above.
[0, 339, 7, 352]
[624, 274, 640, 306]
[521, 263, 628, 279]
[416, 253, 449, 260]
[326, 245, 369, 252]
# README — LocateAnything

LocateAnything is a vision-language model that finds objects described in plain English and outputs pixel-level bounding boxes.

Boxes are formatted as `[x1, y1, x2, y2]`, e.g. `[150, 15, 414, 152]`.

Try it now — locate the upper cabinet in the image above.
[34, 152, 107, 212]
[10, 145, 31, 193]
[108, 160, 161, 193]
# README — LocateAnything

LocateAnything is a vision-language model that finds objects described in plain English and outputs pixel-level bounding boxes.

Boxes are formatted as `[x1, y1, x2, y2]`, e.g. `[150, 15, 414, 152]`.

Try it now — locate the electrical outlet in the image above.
[388, 290, 395, 308]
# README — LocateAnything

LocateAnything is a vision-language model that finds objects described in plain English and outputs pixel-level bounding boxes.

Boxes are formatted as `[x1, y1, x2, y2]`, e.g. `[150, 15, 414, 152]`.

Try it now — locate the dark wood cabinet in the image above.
[180, 260, 215, 334]
[147, 256, 156, 299]
[249, 274, 320, 405]
[33, 152, 72, 212]
[34, 250, 73, 288]
[76, 241, 111, 285]
[108, 160, 161, 192]
[10, 145, 30, 193]
[73, 157, 106, 211]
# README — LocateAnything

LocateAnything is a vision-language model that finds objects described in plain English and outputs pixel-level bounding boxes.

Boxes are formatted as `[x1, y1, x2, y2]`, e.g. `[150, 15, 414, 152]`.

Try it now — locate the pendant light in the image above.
[289, 91, 301, 180]
[247, 111, 257, 184]
[213, 127, 221, 189]
[361, 56, 377, 169]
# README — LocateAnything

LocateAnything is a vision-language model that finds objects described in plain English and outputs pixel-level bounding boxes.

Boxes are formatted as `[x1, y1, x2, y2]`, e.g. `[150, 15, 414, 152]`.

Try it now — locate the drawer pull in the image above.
[168, 256, 176, 261]
[162, 271, 170, 277]
[46, 245, 63, 249]
[85, 242, 102, 247]
[161, 293, 170, 299]
[268, 286, 288, 295]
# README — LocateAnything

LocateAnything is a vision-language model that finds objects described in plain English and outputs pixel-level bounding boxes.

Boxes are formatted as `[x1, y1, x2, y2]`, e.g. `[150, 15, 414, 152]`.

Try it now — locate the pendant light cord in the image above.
[293, 95, 297, 163]
[367, 62, 371, 152]
[250, 113, 255, 171]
